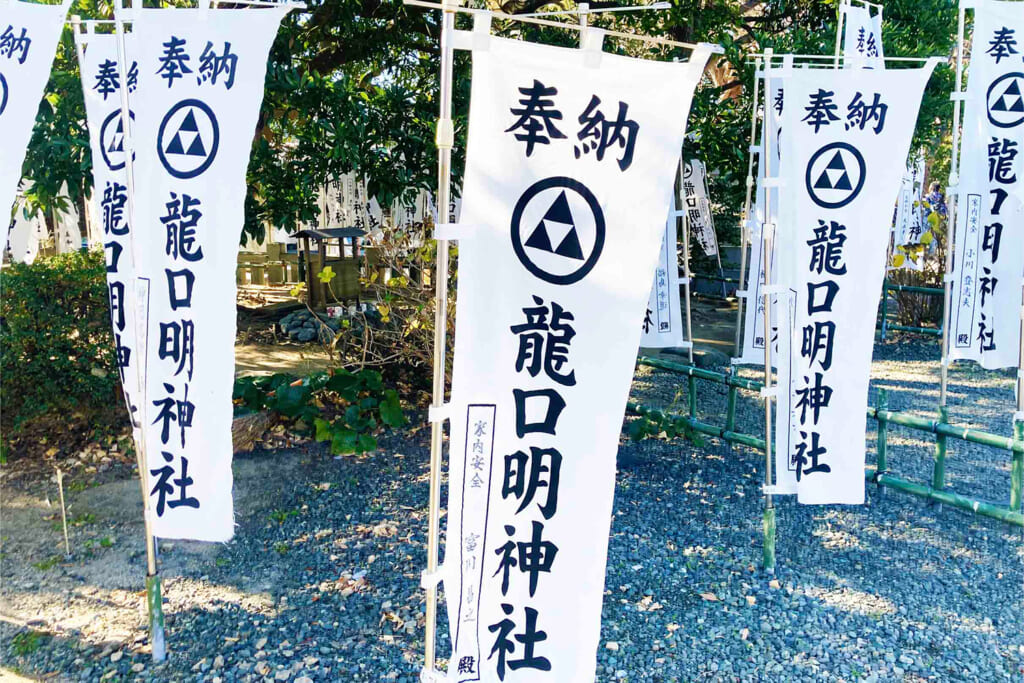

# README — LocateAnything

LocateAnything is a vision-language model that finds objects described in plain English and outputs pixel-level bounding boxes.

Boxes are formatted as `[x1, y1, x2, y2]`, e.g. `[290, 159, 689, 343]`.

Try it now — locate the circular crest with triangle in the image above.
[510, 176, 605, 286]
[157, 99, 220, 179]
[987, 72, 1024, 129]
[804, 142, 866, 210]
[100, 109, 135, 172]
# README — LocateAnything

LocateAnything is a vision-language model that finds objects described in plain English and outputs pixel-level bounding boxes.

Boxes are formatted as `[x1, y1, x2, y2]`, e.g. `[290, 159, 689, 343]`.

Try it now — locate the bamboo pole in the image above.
[112, 11, 166, 662]
[876, 389, 888, 479]
[422, 0, 456, 673]
[873, 472, 1024, 526]
[56, 468, 70, 557]
[1010, 419, 1023, 512]
[637, 357, 1024, 453]
[626, 398, 1024, 528]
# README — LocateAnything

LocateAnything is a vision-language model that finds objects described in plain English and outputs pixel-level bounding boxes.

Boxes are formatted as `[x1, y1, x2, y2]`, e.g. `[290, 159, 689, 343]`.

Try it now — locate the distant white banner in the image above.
[948, 0, 1024, 370]
[893, 153, 926, 247]
[641, 212, 685, 348]
[0, 0, 70, 255]
[682, 159, 718, 256]
[123, 5, 292, 541]
[738, 59, 790, 366]
[776, 63, 936, 503]
[76, 29, 141, 430]
[442, 26, 710, 682]
[842, 4, 885, 70]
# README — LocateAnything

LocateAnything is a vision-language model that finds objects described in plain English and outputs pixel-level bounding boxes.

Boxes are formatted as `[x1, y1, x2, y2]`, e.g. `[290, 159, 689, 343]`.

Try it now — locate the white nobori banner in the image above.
[842, 3, 885, 70]
[948, 0, 1024, 370]
[893, 153, 926, 248]
[683, 159, 718, 256]
[76, 28, 141, 429]
[123, 5, 291, 541]
[0, 0, 70, 255]
[442, 26, 711, 682]
[738, 58, 791, 366]
[775, 62, 936, 503]
[640, 212, 685, 348]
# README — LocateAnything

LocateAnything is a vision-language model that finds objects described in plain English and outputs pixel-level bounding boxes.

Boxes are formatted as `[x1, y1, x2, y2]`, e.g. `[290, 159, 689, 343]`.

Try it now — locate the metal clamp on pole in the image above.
[420, 564, 449, 589]
[735, 289, 749, 298]
[433, 223, 476, 241]
[428, 404, 453, 423]
[435, 117, 455, 150]
[581, 27, 606, 68]
[420, 668, 447, 683]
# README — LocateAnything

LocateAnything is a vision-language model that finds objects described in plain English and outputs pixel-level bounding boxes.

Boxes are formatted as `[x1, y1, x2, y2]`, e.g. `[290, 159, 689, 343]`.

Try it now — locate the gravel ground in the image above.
[2, 336, 1022, 682]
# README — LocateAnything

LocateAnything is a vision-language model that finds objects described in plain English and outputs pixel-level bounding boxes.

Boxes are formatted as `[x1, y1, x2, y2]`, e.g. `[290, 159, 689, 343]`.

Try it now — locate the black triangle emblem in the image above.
[833, 172, 852, 190]
[178, 110, 200, 133]
[826, 151, 846, 171]
[554, 227, 584, 260]
[543, 191, 574, 224]
[525, 222, 554, 252]
[185, 134, 207, 157]
[166, 133, 185, 155]
[814, 170, 834, 190]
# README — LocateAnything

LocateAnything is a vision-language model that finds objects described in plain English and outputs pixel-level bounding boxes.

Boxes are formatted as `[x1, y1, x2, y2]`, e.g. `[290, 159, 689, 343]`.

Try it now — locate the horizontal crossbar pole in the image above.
[638, 359, 1024, 453]
[867, 470, 1024, 527]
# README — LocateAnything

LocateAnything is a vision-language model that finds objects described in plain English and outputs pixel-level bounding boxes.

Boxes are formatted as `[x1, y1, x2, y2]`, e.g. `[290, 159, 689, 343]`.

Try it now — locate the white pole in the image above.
[113, 9, 166, 662]
[423, 0, 456, 672]
[940, 4, 967, 407]
[761, 48, 776, 573]
[679, 159, 695, 367]
[733, 58, 762, 359]
[834, 0, 847, 68]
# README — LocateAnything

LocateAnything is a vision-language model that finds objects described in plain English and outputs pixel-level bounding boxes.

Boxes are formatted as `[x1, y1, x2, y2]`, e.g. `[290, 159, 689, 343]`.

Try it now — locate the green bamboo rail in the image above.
[632, 357, 1024, 529]
[689, 272, 945, 337]
[879, 281, 944, 339]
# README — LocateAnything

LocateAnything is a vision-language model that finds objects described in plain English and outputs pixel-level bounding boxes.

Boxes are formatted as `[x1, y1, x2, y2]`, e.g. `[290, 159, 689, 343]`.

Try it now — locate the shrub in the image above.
[233, 368, 406, 455]
[0, 250, 119, 433]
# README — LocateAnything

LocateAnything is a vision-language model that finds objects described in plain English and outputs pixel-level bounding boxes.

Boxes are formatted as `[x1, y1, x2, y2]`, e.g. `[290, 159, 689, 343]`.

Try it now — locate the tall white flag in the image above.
[948, 0, 1024, 370]
[842, 4, 885, 70]
[441, 25, 711, 682]
[893, 153, 926, 247]
[682, 159, 718, 256]
[641, 212, 685, 348]
[0, 0, 70, 256]
[123, 5, 292, 542]
[776, 63, 936, 504]
[76, 29, 141, 431]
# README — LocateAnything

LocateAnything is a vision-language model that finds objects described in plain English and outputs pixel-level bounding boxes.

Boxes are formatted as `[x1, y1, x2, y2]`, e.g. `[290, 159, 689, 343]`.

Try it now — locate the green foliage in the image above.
[627, 412, 704, 447]
[0, 250, 118, 432]
[233, 368, 406, 455]
[10, 630, 46, 656]
[31, 556, 61, 571]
